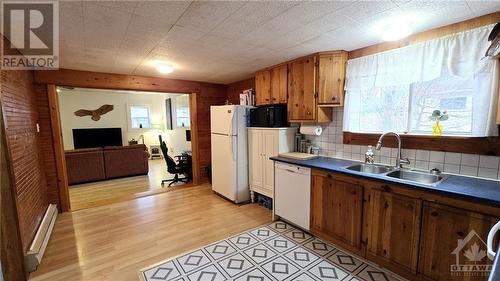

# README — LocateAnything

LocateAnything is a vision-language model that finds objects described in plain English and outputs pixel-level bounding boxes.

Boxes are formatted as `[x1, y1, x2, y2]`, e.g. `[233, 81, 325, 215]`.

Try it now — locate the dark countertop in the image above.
[271, 156, 500, 207]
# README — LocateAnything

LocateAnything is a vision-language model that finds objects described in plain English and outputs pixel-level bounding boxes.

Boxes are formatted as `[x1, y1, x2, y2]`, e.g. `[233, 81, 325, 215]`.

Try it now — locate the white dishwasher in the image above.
[274, 162, 311, 230]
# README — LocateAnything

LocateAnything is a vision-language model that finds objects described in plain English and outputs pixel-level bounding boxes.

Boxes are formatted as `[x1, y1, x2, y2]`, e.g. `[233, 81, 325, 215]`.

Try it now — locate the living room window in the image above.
[130, 105, 151, 129]
[175, 95, 190, 128]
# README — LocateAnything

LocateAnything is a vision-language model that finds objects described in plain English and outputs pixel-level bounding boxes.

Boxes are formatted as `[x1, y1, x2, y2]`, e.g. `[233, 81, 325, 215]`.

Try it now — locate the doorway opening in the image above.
[56, 87, 194, 211]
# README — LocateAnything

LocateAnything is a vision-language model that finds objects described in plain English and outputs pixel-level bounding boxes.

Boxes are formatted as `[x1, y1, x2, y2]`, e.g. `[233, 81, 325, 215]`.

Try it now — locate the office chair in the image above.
[159, 135, 191, 187]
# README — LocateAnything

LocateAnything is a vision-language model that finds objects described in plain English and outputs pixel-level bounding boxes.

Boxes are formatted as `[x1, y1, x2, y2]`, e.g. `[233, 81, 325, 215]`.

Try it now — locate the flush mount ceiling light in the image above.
[382, 22, 413, 41]
[375, 15, 420, 42]
[153, 61, 174, 74]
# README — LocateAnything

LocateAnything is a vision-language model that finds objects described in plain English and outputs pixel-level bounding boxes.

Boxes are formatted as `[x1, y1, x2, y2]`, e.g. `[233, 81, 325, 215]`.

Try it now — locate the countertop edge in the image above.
[271, 156, 500, 207]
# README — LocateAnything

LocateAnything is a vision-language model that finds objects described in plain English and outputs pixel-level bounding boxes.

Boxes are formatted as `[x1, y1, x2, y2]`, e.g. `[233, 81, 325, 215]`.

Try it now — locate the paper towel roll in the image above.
[300, 125, 322, 136]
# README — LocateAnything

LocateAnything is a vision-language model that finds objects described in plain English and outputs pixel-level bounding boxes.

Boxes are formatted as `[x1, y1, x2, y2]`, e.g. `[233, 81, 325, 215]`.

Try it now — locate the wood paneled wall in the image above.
[1, 70, 49, 252]
[0, 97, 27, 281]
[34, 69, 228, 186]
[226, 77, 255, 105]
[35, 84, 59, 205]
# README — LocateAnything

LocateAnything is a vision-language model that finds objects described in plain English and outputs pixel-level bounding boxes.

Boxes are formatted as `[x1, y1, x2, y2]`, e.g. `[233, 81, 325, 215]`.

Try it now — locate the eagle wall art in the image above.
[74, 104, 114, 121]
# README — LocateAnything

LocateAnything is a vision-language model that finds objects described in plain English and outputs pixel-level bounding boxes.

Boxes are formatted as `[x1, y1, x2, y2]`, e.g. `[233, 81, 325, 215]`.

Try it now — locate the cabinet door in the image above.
[367, 188, 422, 274]
[419, 202, 497, 281]
[318, 53, 346, 105]
[270, 65, 287, 104]
[262, 130, 277, 195]
[248, 130, 263, 189]
[287, 56, 316, 121]
[255, 70, 271, 105]
[311, 173, 363, 253]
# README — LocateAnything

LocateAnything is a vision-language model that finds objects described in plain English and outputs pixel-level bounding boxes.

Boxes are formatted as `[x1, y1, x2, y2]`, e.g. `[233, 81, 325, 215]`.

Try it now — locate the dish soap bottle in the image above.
[365, 145, 375, 164]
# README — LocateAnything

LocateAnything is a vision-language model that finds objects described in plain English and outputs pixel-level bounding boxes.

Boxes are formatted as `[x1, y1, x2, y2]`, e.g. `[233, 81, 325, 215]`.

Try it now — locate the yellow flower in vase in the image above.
[429, 110, 448, 136]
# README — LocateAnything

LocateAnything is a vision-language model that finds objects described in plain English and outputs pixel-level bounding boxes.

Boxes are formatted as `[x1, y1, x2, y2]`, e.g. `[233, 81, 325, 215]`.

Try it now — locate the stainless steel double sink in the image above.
[345, 164, 444, 185]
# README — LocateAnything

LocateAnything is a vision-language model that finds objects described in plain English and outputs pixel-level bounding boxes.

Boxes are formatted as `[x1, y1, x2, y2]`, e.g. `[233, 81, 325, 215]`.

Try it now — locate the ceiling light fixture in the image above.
[154, 62, 174, 74]
[382, 21, 413, 41]
[375, 15, 420, 42]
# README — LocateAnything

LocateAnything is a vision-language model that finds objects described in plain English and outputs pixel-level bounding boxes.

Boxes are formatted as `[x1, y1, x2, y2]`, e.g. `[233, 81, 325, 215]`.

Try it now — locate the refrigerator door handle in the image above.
[229, 136, 236, 161]
[488, 221, 500, 259]
[228, 109, 235, 136]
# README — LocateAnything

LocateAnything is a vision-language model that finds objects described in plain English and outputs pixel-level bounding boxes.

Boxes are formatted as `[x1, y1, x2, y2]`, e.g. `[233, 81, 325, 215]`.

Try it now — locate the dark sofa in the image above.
[65, 144, 149, 185]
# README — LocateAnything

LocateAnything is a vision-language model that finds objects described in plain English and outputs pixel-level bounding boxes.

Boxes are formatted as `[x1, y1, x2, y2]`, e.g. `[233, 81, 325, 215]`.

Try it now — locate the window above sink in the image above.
[343, 25, 498, 138]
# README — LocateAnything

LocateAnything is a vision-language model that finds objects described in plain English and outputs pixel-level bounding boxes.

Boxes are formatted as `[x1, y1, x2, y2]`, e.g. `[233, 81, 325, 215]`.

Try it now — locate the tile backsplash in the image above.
[304, 108, 500, 181]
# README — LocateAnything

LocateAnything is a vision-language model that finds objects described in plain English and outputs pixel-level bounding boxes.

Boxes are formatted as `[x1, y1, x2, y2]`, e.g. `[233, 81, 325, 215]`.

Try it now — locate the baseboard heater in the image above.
[24, 204, 58, 272]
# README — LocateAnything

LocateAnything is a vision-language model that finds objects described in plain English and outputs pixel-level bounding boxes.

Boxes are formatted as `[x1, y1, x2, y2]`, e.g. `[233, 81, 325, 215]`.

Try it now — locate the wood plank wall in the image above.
[0, 70, 49, 252]
[35, 84, 59, 205]
[0, 79, 27, 281]
[226, 78, 255, 105]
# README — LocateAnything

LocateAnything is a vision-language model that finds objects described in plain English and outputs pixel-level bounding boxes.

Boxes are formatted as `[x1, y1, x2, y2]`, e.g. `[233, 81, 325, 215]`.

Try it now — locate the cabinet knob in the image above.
[338, 78, 342, 82]
[431, 211, 439, 217]
[272, 98, 276, 100]
[457, 231, 465, 237]
[265, 98, 269, 101]
[332, 97, 336, 100]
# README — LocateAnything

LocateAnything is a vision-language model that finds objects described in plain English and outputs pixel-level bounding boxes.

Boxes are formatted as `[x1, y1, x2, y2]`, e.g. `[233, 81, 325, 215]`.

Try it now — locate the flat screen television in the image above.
[73, 128, 123, 149]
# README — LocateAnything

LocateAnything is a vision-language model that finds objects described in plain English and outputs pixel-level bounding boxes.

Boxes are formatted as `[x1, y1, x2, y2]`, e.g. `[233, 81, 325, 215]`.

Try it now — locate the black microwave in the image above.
[250, 105, 288, 127]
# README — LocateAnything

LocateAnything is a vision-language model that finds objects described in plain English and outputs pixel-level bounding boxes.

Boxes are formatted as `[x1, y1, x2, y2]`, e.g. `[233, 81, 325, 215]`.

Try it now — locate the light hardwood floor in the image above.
[69, 159, 180, 210]
[29, 184, 272, 281]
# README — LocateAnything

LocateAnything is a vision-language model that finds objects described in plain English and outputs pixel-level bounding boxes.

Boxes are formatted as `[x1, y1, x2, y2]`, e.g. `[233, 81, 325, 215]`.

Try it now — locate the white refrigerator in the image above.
[210, 105, 251, 203]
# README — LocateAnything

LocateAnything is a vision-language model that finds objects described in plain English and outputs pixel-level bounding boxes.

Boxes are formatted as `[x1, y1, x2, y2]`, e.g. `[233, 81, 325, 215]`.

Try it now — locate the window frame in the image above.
[128, 104, 152, 130]
[174, 95, 190, 129]
[343, 132, 500, 156]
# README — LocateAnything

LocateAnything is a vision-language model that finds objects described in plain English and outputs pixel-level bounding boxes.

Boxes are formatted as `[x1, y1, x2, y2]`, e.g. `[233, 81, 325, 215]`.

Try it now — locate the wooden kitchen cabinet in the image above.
[418, 202, 498, 281]
[366, 186, 422, 276]
[317, 52, 347, 105]
[255, 70, 271, 105]
[311, 170, 364, 255]
[270, 64, 287, 104]
[288, 55, 317, 122]
[248, 128, 296, 200]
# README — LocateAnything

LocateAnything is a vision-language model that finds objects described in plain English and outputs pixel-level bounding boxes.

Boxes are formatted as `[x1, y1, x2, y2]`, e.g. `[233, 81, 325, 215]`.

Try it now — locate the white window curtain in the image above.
[344, 25, 499, 137]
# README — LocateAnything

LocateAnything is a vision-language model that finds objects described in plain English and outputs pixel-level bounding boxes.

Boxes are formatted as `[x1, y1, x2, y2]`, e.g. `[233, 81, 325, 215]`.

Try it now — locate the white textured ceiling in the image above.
[59, 0, 500, 84]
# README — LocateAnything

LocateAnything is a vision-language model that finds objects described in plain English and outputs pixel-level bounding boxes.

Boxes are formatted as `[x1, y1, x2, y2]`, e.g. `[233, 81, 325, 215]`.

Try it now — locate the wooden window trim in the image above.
[343, 132, 500, 156]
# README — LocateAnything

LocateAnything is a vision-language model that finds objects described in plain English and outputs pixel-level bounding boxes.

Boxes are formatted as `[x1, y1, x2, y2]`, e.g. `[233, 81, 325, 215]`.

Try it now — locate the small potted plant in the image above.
[429, 110, 448, 136]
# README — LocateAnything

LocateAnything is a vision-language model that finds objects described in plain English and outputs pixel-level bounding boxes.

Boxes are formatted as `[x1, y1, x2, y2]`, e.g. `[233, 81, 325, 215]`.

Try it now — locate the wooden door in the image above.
[311, 172, 363, 253]
[270, 65, 287, 104]
[262, 130, 277, 195]
[318, 53, 346, 105]
[287, 56, 316, 121]
[248, 130, 263, 189]
[366, 188, 422, 275]
[255, 70, 271, 105]
[419, 202, 497, 281]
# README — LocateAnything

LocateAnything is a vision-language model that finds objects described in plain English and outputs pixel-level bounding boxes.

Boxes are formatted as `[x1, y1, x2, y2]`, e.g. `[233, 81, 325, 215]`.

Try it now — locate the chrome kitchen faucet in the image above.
[375, 132, 410, 169]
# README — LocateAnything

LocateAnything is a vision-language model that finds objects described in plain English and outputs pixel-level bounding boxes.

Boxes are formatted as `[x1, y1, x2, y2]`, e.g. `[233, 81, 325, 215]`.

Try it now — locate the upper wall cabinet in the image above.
[255, 65, 288, 106]
[317, 52, 347, 105]
[270, 64, 288, 104]
[255, 50, 346, 123]
[255, 70, 271, 105]
[288, 55, 317, 122]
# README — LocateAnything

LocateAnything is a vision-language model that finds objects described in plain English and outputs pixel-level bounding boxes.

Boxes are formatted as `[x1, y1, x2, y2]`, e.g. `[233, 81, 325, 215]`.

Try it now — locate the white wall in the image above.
[58, 88, 191, 156]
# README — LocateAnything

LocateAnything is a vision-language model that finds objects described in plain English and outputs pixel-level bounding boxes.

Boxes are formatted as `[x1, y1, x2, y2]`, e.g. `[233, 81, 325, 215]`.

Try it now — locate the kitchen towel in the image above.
[300, 125, 322, 136]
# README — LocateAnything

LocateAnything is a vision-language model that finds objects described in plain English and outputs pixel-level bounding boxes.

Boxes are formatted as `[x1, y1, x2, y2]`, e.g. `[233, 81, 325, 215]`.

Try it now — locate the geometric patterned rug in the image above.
[139, 221, 406, 281]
